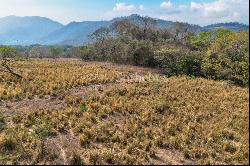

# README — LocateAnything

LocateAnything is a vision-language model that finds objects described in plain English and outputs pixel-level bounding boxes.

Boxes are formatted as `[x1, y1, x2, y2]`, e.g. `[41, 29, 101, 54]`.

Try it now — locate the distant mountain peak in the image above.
[203, 22, 249, 31]
[204, 22, 248, 27]
[0, 15, 63, 45]
[0, 15, 248, 46]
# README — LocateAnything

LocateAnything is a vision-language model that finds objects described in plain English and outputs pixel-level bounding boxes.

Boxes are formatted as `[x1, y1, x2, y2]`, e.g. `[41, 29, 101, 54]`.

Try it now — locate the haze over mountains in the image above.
[0, 16, 63, 45]
[0, 14, 248, 46]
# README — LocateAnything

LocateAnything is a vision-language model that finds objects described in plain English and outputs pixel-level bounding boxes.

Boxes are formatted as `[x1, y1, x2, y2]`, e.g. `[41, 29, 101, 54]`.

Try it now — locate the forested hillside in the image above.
[0, 14, 248, 45]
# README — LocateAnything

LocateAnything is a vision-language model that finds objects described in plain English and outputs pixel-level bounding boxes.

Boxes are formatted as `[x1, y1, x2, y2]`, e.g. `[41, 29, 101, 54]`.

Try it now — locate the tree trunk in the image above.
[2, 61, 22, 79]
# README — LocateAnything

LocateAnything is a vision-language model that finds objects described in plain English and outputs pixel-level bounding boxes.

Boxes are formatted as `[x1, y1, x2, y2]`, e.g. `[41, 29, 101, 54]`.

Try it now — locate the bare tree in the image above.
[172, 22, 195, 46]
[140, 16, 156, 40]
[173, 22, 188, 40]
[111, 17, 157, 40]
[91, 27, 112, 43]
[111, 19, 137, 37]
[0, 46, 22, 79]
[29, 45, 50, 59]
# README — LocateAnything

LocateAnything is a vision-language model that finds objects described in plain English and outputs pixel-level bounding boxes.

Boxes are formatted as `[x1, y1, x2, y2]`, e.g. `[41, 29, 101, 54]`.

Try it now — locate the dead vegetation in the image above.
[0, 60, 249, 165]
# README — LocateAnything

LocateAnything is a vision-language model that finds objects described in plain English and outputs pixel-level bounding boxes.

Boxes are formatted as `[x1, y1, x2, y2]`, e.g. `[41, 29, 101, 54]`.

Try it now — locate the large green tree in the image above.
[202, 31, 249, 86]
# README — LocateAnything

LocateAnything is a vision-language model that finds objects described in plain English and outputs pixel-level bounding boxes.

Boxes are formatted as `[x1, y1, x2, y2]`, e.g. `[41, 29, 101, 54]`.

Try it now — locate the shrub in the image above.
[153, 48, 186, 76]
[0, 135, 17, 151]
[69, 151, 84, 165]
[191, 29, 233, 51]
[202, 31, 249, 86]
[0, 113, 5, 131]
[180, 51, 203, 76]
[76, 45, 95, 61]
[33, 122, 53, 138]
[79, 104, 88, 112]
[133, 41, 154, 66]
[79, 134, 90, 147]
[191, 32, 213, 50]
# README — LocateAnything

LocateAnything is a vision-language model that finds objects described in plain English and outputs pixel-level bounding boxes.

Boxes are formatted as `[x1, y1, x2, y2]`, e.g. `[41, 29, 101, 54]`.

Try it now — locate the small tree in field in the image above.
[0, 46, 22, 79]
[50, 46, 62, 59]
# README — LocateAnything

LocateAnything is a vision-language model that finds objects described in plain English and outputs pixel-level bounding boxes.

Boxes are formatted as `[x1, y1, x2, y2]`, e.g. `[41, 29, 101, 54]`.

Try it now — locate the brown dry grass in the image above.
[0, 60, 249, 165]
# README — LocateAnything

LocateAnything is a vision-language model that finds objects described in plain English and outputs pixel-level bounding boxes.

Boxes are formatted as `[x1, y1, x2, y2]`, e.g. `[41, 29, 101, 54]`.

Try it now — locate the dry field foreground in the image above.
[0, 60, 249, 165]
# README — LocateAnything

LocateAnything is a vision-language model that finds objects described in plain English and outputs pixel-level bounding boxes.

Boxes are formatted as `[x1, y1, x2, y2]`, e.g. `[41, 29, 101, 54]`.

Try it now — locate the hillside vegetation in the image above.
[12, 16, 249, 87]
[0, 60, 249, 165]
[0, 14, 248, 45]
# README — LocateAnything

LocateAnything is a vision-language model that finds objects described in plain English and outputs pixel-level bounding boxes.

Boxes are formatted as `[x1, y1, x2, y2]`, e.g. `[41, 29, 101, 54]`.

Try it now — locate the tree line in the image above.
[0, 16, 249, 87]
[77, 17, 249, 87]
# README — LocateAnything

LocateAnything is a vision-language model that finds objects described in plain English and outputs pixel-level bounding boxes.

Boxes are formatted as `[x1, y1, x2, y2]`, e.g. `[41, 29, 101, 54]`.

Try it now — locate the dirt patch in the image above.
[0, 96, 66, 117]
[152, 148, 196, 165]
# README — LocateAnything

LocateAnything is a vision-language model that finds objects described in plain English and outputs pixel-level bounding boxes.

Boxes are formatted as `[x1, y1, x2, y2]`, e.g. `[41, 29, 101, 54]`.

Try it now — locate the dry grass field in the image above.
[0, 59, 249, 165]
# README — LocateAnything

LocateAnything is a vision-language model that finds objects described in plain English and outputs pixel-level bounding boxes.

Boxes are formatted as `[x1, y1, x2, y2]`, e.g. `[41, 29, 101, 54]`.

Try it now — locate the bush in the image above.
[0, 135, 17, 151]
[75, 45, 95, 60]
[180, 51, 203, 76]
[132, 41, 154, 66]
[0, 113, 5, 131]
[202, 31, 249, 86]
[153, 48, 186, 76]
[191, 29, 232, 51]
[191, 32, 213, 50]
[69, 151, 84, 165]
[107, 37, 133, 64]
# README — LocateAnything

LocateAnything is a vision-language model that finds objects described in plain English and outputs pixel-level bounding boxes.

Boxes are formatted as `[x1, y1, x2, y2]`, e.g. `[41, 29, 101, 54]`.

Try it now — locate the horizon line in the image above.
[1, 14, 249, 27]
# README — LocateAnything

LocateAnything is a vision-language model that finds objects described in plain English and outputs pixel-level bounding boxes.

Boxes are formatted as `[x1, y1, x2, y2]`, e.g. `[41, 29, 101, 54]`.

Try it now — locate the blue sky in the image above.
[0, 0, 248, 25]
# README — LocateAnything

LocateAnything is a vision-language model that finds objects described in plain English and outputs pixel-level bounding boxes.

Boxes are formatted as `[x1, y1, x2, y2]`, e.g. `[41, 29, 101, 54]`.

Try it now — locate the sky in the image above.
[0, 0, 249, 26]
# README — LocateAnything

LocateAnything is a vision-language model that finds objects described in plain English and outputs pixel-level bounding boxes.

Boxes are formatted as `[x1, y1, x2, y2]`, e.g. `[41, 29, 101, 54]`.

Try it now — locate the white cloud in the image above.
[178, 5, 188, 10]
[160, 1, 173, 9]
[158, 0, 249, 25]
[103, 3, 136, 20]
[190, 2, 203, 11]
[139, 5, 145, 11]
[190, 0, 234, 18]
[0, 0, 248, 26]
[232, 12, 240, 19]
[113, 3, 135, 11]
[106, 0, 248, 25]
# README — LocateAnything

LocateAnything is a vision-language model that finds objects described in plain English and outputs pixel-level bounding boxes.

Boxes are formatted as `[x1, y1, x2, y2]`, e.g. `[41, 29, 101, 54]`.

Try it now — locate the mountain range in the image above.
[0, 14, 248, 46]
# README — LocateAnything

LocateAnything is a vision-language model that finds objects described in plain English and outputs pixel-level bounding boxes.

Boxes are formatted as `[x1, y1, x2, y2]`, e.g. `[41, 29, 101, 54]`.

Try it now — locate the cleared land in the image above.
[0, 60, 249, 165]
